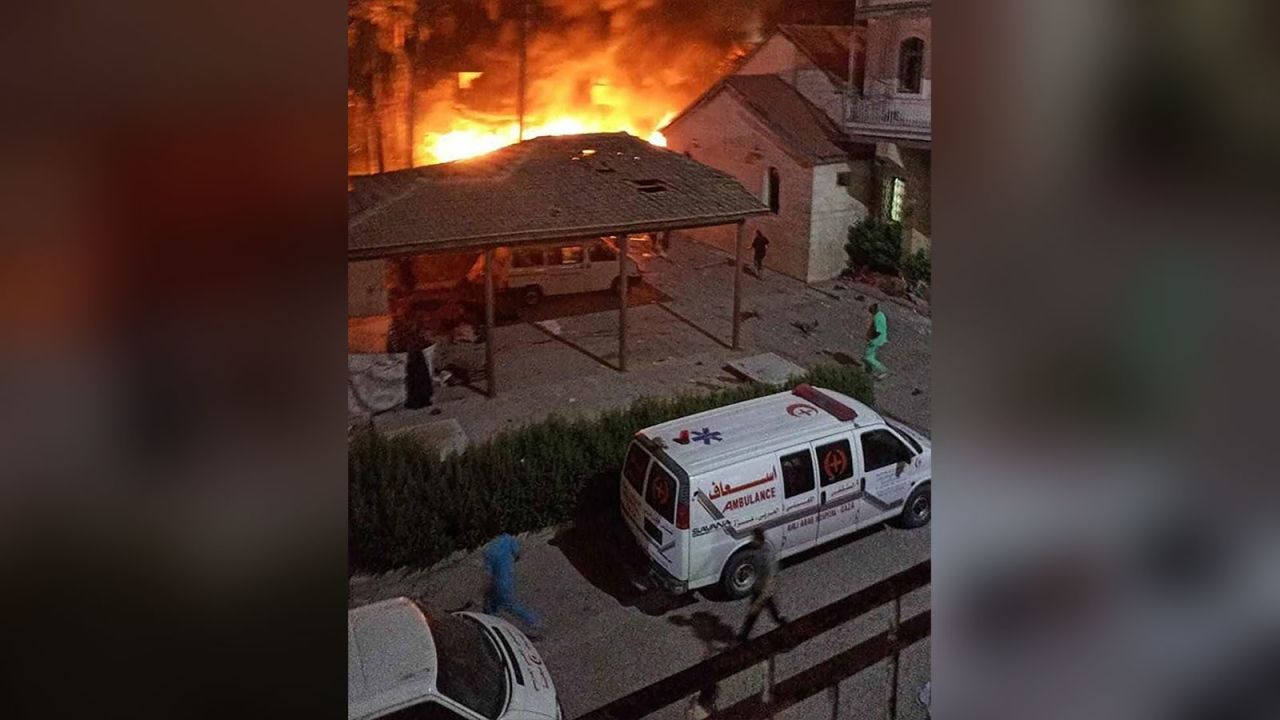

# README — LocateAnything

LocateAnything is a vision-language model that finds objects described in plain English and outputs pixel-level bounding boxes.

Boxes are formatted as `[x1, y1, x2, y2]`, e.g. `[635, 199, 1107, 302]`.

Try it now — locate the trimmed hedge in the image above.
[349, 363, 874, 573]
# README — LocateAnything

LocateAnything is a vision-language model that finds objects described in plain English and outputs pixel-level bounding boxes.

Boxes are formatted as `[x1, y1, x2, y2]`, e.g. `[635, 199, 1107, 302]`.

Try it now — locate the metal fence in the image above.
[576, 560, 931, 720]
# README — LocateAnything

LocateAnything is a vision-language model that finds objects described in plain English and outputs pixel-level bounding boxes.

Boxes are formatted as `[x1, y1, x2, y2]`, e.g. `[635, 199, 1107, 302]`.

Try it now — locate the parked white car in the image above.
[349, 597, 560, 720]
[620, 384, 932, 598]
[506, 238, 642, 306]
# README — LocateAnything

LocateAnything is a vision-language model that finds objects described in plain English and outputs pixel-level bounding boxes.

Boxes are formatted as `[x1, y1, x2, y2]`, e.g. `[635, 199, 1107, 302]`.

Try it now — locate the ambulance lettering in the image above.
[720, 486, 776, 512]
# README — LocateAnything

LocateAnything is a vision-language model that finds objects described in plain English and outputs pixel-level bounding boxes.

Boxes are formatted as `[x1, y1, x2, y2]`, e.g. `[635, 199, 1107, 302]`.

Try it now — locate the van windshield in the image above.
[429, 614, 508, 720]
[885, 420, 923, 454]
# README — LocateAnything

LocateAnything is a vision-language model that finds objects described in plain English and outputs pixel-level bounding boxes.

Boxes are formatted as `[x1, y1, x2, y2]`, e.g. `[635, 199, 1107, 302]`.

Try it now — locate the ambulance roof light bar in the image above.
[792, 384, 858, 421]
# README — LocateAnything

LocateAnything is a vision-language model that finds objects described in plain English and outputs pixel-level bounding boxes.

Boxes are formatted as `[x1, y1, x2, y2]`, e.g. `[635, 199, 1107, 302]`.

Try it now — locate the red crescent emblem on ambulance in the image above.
[823, 448, 848, 478]
[787, 403, 818, 417]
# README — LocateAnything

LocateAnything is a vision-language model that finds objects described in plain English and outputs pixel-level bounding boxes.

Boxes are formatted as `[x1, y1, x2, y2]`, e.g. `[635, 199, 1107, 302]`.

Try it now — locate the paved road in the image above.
[350, 514, 930, 720]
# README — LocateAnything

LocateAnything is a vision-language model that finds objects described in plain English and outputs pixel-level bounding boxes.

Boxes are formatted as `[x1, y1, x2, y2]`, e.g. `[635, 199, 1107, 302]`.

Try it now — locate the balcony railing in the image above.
[847, 95, 931, 133]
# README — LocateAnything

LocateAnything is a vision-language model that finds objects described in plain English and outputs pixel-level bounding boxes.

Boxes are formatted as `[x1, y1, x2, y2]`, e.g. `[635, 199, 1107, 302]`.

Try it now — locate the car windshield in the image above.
[430, 613, 508, 720]
[885, 420, 923, 454]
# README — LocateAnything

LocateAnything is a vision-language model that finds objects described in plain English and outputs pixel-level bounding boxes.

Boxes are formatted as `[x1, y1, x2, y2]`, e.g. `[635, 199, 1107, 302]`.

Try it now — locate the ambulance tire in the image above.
[721, 548, 766, 600]
[897, 482, 931, 529]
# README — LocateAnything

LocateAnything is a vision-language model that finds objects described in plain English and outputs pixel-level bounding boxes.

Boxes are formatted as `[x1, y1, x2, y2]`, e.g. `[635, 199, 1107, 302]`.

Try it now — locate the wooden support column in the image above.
[732, 220, 746, 350]
[485, 248, 496, 397]
[618, 234, 629, 372]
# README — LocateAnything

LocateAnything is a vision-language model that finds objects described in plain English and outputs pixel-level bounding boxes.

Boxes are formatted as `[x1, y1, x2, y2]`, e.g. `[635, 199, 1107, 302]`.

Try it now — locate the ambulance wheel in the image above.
[898, 483, 931, 529]
[721, 548, 765, 600]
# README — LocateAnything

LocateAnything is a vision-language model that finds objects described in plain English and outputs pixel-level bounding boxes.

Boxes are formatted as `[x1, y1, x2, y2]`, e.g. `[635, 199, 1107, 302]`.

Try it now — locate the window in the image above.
[860, 429, 915, 472]
[559, 246, 584, 265]
[588, 241, 618, 262]
[512, 248, 546, 268]
[816, 438, 855, 486]
[382, 702, 470, 720]
[426, 613, 508, 720]
[837, 171, 852, 188]
[885, 421, 923, 454]
[884, 177, 906, 223]
[645, 463, 678, 522]
[624, 443, 650, 494]
[898, 37, 925, 94]
[779, 449, 815, 498]
[765, 167, 781, 213]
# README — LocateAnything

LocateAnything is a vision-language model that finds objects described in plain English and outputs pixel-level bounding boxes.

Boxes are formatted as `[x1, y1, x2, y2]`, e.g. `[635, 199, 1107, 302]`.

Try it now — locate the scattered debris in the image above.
[534, 319, 562, 335]
[855, 294, 866, 302]
[740, 310, 761, 321]
[791, 319, 819, 336]
[912, 388, 922, 396]
[430, 407, 442, 415]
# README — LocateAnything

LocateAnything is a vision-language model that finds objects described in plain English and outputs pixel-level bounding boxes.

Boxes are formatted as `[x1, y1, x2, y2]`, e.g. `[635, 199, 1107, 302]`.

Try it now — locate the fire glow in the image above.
[419, 81, 676, 165]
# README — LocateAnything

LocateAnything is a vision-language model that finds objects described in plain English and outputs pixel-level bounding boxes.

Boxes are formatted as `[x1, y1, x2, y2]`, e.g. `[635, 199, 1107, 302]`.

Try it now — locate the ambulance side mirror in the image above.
[895, 461, 907, 477]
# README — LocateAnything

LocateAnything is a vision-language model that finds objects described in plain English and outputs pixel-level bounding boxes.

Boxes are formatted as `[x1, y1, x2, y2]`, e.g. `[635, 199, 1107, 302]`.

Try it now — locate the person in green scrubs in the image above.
[864, 303, 889, 379]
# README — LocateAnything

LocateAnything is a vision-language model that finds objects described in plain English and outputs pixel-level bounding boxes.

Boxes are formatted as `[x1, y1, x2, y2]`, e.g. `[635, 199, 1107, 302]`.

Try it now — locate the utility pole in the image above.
[517, 0, 528, 141]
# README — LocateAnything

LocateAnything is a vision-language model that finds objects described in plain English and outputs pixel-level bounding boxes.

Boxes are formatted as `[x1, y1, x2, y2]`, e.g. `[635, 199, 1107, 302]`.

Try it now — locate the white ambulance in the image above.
[619, 384, 931, 598]
[348, 597, 561, 720]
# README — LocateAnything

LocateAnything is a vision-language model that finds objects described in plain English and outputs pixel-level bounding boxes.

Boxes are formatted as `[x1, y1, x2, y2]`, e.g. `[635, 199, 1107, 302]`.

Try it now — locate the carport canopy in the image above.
[348, 132, 771, 397]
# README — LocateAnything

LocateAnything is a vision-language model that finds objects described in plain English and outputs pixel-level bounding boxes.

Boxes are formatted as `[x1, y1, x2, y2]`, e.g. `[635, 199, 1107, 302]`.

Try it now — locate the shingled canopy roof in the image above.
[348, 132, 770, 260]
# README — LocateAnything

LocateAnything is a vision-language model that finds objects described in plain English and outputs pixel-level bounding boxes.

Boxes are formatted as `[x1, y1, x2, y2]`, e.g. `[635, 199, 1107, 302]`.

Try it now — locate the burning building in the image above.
[347, 0, 789, 174]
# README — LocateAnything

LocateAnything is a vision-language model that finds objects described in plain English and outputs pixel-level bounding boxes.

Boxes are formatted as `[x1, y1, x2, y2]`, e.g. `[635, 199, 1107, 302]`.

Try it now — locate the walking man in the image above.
[737, 529, 787, 643]
[751, 230, 770, 276]
[483, 533, 542, 636]
[864, 302, 889, 380]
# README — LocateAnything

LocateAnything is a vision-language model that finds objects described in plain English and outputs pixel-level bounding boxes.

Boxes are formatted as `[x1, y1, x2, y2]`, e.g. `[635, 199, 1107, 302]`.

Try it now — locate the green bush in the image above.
[902, 248, 931, 285]
[846, 217, 904, 274]
[349, 363, 874, 573]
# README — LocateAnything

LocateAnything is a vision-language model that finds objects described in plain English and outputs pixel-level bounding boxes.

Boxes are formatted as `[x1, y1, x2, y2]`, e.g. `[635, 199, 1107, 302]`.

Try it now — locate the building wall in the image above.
[738, 35, 847, 125]
[901, 144, 931, 242]
[348, 259, 389, 317]
[665, 93, 815, 281]
[738, 34, 802, 80]
[809, 163, 870, 282]
[862, 15, 932, 99]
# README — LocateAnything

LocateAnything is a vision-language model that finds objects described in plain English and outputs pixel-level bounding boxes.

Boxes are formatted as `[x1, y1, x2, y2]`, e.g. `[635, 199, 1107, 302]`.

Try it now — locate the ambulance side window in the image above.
[860, 429, 914, 472]
[645, 463, 678, 521]
[816, 439, 855, 486]
[779, 450, 816, 498]
[623, 443, 650, 494]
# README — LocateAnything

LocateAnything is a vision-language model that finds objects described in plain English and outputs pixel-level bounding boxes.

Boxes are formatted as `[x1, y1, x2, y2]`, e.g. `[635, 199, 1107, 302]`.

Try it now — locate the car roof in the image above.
[638, 386, 883, 477]
[348, 597, 439, 719]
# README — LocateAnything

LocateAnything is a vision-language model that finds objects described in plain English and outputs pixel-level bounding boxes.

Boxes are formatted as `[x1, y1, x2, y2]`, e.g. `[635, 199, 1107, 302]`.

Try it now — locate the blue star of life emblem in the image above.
[691, 427, 722, 445]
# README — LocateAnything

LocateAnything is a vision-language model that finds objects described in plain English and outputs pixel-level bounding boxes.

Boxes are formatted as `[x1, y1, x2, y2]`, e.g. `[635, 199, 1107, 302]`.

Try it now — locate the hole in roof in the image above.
[628, 178, 670, 194]
[582, 149, 596, 156]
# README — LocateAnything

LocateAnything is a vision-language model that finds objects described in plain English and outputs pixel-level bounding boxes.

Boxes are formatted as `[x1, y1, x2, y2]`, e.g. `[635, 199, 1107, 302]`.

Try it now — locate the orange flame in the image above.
[420, 109, 675, 165]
